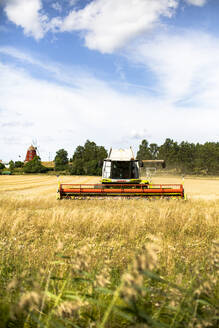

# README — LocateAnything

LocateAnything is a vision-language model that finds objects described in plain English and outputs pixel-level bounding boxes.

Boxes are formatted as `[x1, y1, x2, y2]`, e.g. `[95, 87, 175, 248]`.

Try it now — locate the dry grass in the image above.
[0, 175, 218, 327]
[41, 162, 55, 168]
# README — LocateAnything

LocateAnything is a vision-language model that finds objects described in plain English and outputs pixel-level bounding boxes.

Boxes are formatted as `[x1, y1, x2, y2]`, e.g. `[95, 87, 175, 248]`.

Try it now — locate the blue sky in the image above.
[0, 0, 219, 161]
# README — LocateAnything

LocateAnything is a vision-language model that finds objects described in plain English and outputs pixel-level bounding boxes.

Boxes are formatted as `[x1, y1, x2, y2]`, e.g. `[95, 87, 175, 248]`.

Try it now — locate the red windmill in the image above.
[25, 145, 37, 162]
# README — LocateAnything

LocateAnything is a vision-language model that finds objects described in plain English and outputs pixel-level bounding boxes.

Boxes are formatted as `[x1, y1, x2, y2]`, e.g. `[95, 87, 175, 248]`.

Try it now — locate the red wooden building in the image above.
[25, 145, 37, 162]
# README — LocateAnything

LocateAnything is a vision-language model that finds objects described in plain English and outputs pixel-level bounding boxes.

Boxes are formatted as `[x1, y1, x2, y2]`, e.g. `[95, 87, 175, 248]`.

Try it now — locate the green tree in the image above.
[23, 156, 48, 173]
[73, 146, 85, 161]
[158, 138, 179, 168]
[149, 143, 159, 159]
[0, 163, 5, 170]
[177, 141, 196, 173]
[54, 149, 68, 171]
[70, 159, 85, 175]
[136, 139, 152, 160]
[71, 145, 85, 175]
[9, 160, 15, 172]
[14, 161, 24, 168]
[70, 140, 107, 176]
[198, 142, 219, 174]
[0, 162, 5, 175]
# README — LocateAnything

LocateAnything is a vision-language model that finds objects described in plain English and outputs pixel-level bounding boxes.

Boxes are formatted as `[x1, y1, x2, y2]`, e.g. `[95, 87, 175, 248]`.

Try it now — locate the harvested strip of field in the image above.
[0, 175, 99, 197]
[152, 175, 219, 199]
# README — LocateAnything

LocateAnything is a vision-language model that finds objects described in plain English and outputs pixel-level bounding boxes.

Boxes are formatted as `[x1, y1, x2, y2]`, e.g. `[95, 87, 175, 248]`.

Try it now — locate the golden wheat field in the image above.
[0, 175, 218, 327]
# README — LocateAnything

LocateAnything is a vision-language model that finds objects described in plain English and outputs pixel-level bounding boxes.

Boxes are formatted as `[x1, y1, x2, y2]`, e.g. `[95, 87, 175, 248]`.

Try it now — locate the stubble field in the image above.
[0, 175, 218, 328]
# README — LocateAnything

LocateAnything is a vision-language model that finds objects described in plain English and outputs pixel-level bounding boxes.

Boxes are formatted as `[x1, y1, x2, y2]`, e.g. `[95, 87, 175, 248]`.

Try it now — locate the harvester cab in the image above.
[57, 147, 185, 200]
[101, 147, 143, 184]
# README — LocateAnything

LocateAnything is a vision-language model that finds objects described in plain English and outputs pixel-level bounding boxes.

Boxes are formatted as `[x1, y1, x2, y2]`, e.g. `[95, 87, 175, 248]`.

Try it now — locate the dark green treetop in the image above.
[54, 149, 68, 171]
[71, 140, 107, 176]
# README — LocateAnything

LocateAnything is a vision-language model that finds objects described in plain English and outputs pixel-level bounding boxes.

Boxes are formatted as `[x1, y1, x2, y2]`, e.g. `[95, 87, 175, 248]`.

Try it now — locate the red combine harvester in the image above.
[57, 148, 185, 200]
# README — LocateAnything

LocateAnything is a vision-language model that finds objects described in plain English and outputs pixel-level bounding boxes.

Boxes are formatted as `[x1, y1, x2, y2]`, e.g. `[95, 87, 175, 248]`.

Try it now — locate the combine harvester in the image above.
[57, 148, 185, 200]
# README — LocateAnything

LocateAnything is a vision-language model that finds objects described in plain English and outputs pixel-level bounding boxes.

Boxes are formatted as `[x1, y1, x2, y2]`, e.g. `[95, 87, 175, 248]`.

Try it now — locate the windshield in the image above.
[111, 161, 138, 179]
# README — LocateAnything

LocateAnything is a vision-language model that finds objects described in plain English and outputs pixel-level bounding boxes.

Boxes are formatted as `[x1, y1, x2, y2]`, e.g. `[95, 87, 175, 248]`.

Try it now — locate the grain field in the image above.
[0, 175, 218, 328]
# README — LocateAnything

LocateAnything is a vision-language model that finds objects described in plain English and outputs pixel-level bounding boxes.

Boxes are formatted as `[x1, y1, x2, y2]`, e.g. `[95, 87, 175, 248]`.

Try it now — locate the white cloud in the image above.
[4, 0, 47, 39]
[53, 0, 178, 53]
[185, 0, 207, 6]
[2, 0, 209, 51]
[69, 0, 79, 6]
[0, 47, 218, 162]
[130, 129, 149, 140]
[128, 31, 219, 105]
[51, 2, 62, 12]
[0, 46, 96, 88]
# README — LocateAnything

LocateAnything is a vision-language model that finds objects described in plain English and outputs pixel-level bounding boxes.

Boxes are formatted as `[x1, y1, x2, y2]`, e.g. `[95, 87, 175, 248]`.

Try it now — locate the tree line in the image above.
[136, 139, 219, 174]
[54, 140, 107, 175]
[1, 138, 219, 175]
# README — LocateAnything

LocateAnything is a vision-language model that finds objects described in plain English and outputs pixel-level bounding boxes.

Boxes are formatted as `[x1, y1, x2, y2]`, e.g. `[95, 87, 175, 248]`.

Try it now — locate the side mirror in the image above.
[162, 161, 166, 169]
[139, 160, 143, 167]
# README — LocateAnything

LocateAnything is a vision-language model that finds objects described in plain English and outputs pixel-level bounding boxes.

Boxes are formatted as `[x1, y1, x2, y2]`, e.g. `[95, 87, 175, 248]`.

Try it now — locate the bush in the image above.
[23, 157, 48, 173]
[14, 161, 24, 168]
